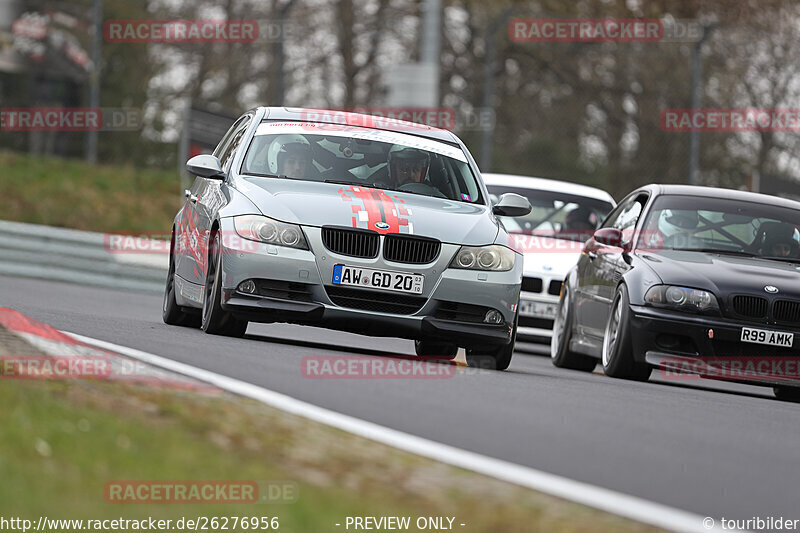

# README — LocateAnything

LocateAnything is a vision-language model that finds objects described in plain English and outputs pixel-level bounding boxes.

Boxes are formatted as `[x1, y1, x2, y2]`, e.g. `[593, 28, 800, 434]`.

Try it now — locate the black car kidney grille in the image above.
[731, 295, 768, 319]
[773, 300, 800, 324]
[383, 235, 441, 264]
[322, 227, 379, 258]
[325, 286, 426, 315]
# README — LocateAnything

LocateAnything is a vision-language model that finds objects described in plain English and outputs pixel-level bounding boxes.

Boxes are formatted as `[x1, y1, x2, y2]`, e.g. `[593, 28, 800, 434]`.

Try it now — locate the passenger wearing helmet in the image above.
[267, 134, 313, 178]
[388, 146, 430, 187]
[761, 224, 799, 258]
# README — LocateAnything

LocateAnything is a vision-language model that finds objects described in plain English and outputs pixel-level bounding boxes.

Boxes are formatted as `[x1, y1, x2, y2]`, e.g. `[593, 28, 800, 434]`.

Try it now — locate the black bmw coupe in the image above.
[551, 184, 800, 400]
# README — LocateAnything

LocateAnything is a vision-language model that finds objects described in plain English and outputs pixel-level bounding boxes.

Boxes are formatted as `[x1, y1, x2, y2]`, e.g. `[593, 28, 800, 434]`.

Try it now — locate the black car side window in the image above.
[603, 194, 646, 232]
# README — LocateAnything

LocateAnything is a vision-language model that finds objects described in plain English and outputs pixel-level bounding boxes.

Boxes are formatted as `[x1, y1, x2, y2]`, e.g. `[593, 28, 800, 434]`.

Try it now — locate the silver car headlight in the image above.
[644, 285, 719, 313]
[233, 215, 308, 250]
[450, 245, 515, 272]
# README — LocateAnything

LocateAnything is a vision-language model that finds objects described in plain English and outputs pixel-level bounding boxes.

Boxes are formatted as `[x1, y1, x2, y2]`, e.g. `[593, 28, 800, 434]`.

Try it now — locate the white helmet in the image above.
[388, 145, 430, 184]
[267, 134, 312, 174]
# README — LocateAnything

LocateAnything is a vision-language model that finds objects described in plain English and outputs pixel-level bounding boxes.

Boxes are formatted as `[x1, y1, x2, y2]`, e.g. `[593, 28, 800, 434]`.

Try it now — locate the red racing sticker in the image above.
[338, 186, 413, 234]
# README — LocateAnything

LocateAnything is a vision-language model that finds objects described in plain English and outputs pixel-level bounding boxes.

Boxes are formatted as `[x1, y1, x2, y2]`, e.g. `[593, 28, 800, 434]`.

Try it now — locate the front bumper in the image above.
[629, 304, 800, 387]
[212, 220, 521, 347]
[517, 292, 560, 341]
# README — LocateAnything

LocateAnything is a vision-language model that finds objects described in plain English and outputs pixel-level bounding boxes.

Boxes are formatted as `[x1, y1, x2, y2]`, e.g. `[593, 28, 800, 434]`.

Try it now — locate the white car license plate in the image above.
[332, 265, 423, 295]
[519, 300, 558, 319]
[740, 327, 793, 347]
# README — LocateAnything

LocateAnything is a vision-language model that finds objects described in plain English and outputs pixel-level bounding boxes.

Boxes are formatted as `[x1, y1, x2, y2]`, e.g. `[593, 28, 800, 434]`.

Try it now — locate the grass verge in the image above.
[0, 151, 181, 233]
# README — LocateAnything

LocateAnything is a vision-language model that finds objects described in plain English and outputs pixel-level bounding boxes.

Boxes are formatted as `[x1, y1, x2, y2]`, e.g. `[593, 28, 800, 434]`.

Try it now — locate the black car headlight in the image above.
[644, 285, 719, 313]
[233, 215, 308, 250]
[450, 245, 515, 271]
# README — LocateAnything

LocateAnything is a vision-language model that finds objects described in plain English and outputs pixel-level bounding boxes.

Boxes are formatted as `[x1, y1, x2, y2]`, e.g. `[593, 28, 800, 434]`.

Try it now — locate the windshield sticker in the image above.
[255, 122, 466, 162]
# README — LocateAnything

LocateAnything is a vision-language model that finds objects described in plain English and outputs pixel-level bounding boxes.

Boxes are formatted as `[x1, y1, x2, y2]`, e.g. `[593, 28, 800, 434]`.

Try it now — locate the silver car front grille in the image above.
[321, 227, 379, 258]
[383, 235, 441, 264]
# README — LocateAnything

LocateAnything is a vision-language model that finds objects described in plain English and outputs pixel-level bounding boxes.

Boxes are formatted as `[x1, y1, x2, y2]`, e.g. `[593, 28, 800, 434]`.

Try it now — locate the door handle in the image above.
[184, 189, 198, 204]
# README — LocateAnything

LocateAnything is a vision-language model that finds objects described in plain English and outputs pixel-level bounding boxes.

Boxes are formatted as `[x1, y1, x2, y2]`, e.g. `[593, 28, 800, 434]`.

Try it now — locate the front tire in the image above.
[415, 340, 458, 359]
[601, 284, 650, 380]
[201, 229, 248, 338]
[163, 231, 201, 328]
[551, 284, 596, 371]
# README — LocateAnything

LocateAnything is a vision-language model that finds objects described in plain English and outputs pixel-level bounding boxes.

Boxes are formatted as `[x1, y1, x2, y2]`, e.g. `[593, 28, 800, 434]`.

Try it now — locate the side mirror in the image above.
[593, 227, 625, 249]
[186, 154, 225, 179]
[492, 193, 532, 217]
[592, 228, 631, 252]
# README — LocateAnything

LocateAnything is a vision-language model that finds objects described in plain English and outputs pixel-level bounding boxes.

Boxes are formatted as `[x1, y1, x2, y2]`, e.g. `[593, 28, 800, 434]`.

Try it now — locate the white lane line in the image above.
[64, 331, 739, 533]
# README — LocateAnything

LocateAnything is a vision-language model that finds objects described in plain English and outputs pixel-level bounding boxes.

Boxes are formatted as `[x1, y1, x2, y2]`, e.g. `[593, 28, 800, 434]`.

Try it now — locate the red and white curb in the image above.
[0, 307, 215, 392]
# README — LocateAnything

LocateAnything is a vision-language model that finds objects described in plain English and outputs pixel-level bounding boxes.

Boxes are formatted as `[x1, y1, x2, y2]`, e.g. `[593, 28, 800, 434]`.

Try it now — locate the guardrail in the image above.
[0, 220, 168, 293]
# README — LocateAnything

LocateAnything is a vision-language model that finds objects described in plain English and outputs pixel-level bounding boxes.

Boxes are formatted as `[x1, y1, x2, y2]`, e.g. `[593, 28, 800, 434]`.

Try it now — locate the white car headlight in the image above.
[450, 245, 515, 271]
[644, 285, 719, 313]
[233, 215, 308, 250]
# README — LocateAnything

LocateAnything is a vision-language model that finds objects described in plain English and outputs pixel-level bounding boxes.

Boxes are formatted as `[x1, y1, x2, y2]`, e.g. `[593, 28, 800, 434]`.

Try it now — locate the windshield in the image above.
[486, 185, 613, 242]
[640, 195, 800, 261]
[241, 121, 483, 204]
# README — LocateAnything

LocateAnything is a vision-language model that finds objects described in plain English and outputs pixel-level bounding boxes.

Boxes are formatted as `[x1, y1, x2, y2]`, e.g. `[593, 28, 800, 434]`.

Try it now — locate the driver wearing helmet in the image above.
[267, 134, 313, 178]
[762, 224, 799, 258]
[388, 146, 430, 187]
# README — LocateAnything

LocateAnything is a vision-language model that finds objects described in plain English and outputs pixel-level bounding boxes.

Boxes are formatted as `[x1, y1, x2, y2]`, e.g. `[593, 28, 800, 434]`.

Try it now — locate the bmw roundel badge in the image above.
[375, 222, 390, 230]
[764, 285, 779, 293]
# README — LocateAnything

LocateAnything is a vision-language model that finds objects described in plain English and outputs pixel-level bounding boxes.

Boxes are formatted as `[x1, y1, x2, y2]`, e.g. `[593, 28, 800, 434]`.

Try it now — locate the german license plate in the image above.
[332, 265, 423, 295]
[740, 327, 793, 347]
[519, 300, 558, 319]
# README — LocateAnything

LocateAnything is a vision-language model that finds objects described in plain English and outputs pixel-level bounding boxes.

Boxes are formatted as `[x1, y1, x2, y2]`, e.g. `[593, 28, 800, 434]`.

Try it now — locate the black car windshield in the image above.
[486, 186, 614, 242]
[640, 195, 800, 262]
[240, 121, 483, 204]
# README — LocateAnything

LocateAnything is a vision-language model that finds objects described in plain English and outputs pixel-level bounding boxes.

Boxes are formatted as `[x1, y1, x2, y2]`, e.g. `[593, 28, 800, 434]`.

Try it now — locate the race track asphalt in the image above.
[2, 274, 798, 526]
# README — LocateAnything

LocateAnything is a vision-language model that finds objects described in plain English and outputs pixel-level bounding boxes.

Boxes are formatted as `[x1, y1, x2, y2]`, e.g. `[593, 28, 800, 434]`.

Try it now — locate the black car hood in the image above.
[639, 250, 800, 298]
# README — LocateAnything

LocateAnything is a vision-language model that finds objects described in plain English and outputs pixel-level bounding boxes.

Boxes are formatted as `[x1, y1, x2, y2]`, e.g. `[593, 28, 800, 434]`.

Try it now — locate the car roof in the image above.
[255, 107, 461, 144]
[482, 173, 616, 204]
[638, 184, 800, 210]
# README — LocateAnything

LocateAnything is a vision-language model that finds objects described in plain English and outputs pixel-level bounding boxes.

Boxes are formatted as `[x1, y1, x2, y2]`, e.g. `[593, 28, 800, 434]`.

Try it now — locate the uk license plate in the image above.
[519, 300, 558, 319]
[332, 265, 423, 295]
[740, 327, 793, 347]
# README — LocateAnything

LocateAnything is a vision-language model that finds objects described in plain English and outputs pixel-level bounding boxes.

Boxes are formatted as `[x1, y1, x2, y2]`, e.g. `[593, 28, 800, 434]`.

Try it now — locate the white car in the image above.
[483, 173, 615, 343]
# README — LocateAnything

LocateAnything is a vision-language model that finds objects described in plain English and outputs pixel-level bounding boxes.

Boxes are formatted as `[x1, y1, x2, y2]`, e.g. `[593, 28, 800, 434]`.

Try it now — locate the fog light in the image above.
[239, 280, 256, 294]
[484, 310, 504, 324]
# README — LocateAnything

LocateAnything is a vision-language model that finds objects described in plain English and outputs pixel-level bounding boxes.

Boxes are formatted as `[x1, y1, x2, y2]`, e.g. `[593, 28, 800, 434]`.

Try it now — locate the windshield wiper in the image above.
[245, 172, 295, 180]
[669, 247, 758, 257]
[323, 179, 371, 186]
